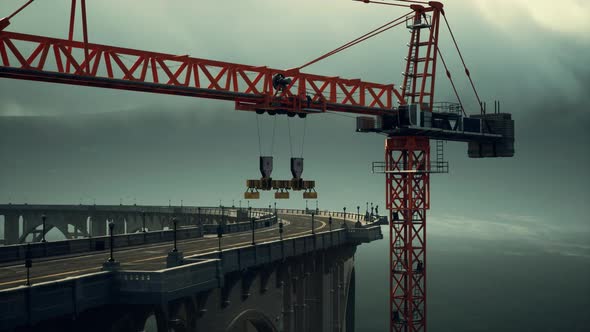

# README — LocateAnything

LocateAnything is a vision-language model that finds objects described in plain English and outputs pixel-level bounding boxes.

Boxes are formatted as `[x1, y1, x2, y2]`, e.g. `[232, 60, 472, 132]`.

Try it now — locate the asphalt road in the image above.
[0, 214, 342, 291]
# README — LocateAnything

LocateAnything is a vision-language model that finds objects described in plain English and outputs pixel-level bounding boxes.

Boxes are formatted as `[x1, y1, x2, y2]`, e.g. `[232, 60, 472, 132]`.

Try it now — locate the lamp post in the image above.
[41, 214, 46, 242]
[356, 205, 362, 227]
[274, 202, 277, 216]
[279, 221, 284, 240]
[25, 244, 32, 286]
[172, 217, 178, 252]
[371, 202, 374, 220]
[198, 207, 202, 226]
[311, 213, 315, 235]
[315, 200, 318, 213]
[305, 200, 308, 213]
[251, 217, 256, 246]
[108, 220, 115, 263]
[142, 211, 146, 233]
[329, 215, 333, 232]
[239, 200, 242, 209]
[217, 224, 223, 256]
[232, 199, 235, 208]
[343, 207, 347, 227]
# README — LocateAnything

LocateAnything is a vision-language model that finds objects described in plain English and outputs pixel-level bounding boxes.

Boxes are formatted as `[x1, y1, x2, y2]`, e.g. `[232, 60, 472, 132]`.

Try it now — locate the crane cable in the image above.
[255, 114, 262, 156]
[297, 11, 412, 70]
[301, 117, 307, 158]
[287, 119, 294, 157]
[353, 0, 429, 8]
[441, 12, 484, 114]
[6, 0, 35, 20]
[270, 115, 277, 155]
[441, 12, 492, 134]
[286, 117, 307, 158]
[436, 46, 467, 117]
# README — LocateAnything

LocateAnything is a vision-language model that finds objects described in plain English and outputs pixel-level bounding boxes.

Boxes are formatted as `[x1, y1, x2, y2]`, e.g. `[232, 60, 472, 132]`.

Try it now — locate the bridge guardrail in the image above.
[0, 207, 381, 263]
[0, 227, 202, 264]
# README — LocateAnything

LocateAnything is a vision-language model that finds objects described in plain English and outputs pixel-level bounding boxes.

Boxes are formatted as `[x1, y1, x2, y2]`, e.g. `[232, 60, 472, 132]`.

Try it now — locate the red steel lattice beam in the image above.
[0, 30, 404, 116]
[386, 136, 430, 332]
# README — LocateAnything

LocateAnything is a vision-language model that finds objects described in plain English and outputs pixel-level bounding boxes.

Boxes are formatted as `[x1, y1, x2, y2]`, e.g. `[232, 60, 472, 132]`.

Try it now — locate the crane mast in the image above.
[0, 1, 514, 332]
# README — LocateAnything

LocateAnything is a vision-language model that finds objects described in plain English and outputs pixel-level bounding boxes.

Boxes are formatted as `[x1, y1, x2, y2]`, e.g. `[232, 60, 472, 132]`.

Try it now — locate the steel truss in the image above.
[386, 136, 430, 332]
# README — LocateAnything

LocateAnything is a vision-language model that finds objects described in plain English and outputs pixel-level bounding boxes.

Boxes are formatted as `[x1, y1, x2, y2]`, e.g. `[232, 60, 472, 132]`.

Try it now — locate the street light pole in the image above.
[142, 211, 146, 233]
[172, 217, 178, 252]
[25, 244, 32, 286]
[41, 214, 46, 242]
[251, 217, 256, 245]
[217, 224, 223, 256]
[357, 205, 362, 227]
[108, 220, 115, 263]
[311, 213, 315, 235]
[343, 207, 347, 228]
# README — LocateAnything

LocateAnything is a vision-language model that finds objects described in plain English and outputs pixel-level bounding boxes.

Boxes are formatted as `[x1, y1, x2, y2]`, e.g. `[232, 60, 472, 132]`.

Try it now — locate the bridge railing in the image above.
[0, 227, 201, 264]
[0, 207, 380, 263]
[0, 214, 278, 263]
[201, 214, 278, 235]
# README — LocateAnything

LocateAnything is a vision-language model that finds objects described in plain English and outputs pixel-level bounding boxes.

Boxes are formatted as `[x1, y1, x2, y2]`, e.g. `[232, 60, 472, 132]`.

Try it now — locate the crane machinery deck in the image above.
[0, 1, 515, 331]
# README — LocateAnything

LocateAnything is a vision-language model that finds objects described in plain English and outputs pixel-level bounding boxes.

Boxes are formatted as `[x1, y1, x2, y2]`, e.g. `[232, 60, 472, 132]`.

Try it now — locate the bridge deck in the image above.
[0, 214, 338, 290]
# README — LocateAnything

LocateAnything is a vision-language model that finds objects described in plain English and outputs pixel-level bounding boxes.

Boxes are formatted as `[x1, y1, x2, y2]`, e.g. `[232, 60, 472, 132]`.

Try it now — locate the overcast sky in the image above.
[1, 1, 589, 330]
[1, 0, 589, 247]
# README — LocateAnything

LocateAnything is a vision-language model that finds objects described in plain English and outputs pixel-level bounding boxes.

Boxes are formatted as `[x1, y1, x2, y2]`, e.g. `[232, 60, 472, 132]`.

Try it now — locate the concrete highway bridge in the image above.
[0, 205, 384, 332]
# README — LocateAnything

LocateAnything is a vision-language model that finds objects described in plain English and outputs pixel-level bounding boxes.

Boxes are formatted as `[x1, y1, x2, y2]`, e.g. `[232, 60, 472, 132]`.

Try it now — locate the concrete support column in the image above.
[21, 213, 36, 241]
[71, 215, 87, 238]
[91, 215, 106, 237]
[112, 215, 125, 235]
[306, 265, 323, 332]
[294, 274, 307, 332]
[4, 213, 20, 245]
[281, 270, 294, 332]
[126, 214, 139, 233]
[331, 265, 341, 332]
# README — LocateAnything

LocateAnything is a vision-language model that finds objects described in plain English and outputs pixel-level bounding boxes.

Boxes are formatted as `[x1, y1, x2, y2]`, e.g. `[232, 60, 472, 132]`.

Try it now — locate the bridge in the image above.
[0, 205, 384, 332]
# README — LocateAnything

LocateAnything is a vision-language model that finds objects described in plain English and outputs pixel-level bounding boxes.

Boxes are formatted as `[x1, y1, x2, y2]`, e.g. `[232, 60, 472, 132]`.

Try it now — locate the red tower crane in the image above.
[0, 1, 514, 331]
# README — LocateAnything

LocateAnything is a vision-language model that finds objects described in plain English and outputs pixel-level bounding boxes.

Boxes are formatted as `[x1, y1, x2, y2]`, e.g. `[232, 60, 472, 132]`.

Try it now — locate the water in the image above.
[354, 226, 590, 331]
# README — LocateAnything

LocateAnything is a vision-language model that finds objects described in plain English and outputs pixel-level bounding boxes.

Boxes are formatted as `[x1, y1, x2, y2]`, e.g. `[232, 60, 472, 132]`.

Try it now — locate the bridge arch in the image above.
[18, 223, 68, 243]
[225, 309, 278, 332]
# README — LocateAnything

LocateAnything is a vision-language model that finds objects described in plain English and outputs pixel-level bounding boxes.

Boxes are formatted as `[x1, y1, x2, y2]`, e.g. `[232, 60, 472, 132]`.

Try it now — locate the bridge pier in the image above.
[4, 213, 20, 245]
[125, 214, 140, 233]
[91, 215, 107, 237]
